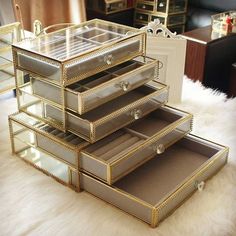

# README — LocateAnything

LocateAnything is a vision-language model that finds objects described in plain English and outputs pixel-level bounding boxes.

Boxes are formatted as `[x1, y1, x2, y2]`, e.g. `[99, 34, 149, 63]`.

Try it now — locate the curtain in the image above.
[12, 0, 86, 32]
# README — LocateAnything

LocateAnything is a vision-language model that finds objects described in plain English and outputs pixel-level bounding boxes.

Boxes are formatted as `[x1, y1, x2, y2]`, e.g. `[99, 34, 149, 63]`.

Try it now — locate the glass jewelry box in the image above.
[9, 18, 229, 228]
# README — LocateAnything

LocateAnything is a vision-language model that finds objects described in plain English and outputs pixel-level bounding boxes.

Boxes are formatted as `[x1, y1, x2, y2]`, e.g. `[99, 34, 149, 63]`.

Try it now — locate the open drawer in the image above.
[31, 56, 158, 114]
[41, 81, 168, 142]
[80, 106, 192, 184]
[80, 134, 229, 227]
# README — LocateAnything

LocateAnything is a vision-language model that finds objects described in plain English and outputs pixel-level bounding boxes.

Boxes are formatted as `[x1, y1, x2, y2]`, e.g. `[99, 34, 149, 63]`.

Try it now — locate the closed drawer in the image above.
[136, 2, 154, 12]
[167, 14, 186, 26]
[135, 12, 149, 22]
[31, 56, 158, 114]
[168, 24, 185, 34]
[156, 0, 187, 14]
[168, 0, 187, 14]
[80, 106, 192, 184]
[9, 113, 80, 191]
[80, 134, 228, 227]
[44, 82, 168, 142]
[151, 15, 165, 24]
[13, 19, 145, 86]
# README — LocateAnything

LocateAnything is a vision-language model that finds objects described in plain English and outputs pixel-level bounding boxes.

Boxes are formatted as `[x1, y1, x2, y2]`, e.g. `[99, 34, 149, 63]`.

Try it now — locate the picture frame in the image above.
[142, 20, 187, 104]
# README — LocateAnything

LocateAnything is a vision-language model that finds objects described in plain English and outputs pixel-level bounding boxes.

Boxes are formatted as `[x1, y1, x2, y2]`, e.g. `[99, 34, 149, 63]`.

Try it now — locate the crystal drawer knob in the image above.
[156, 144, 165, 154]
[119, 81, 130, 91]
[104, 54, 113, 65]
[130, 109, 142, 120]
[195, 180, 205, 192]
[142, 5, 146, 9]
[139, 16, 143, 20]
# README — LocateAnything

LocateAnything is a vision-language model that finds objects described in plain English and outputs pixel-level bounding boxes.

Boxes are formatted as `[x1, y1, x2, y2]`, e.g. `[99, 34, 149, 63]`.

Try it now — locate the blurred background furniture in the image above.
[134, 0, 188, 33]
[228, 63, 236, 97]
[0, 0, 86, 31]
[86, 0, 135, 26]
[182, 26, 236, 95]
[12, 0, 86, 32]
[186, 0, 236, 31]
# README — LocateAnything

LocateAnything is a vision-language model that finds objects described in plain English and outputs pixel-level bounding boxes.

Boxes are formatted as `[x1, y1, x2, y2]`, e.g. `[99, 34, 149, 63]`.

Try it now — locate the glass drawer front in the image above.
[151, 15, 165, 24]
[44, 83, 168, 142]
[156, 0, 167, 13]
[136, 12, 149, 22]
[64, 37, 142, 85]
[106, 1, 126, 13]
[169, 0, 186, 13]
[136, 2, 154, 12]
[168, 14, 186, 25]
[31, 56, 158, 114]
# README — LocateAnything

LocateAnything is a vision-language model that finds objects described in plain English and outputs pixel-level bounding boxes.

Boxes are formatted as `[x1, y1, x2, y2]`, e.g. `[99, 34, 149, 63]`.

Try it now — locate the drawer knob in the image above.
[131, 109, 142, 120]
[195, 181, 205, 192]
[104, 54, 113, 65]
[142, 5, 146, 9]
[119, 81, 130, 91]
[156, 144, 165, 154]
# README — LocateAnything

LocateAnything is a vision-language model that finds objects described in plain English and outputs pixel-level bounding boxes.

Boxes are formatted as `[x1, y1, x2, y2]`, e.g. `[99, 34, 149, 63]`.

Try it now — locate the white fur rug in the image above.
[0, 78, 236, 236]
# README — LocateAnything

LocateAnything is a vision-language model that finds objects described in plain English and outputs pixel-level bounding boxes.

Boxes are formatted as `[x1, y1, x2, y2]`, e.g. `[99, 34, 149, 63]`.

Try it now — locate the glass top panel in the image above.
[14, 19, 141, 61]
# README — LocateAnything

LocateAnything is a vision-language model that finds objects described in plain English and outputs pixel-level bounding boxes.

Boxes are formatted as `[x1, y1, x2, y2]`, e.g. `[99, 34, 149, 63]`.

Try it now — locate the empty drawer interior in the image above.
[127, 107, 187, 137]
[78, 85, 158, 122]
[114, 136, 225, 205]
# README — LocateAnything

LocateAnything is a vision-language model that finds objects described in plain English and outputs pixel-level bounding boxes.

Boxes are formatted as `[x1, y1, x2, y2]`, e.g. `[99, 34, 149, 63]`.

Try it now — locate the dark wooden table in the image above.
[182, 26, 236, 94]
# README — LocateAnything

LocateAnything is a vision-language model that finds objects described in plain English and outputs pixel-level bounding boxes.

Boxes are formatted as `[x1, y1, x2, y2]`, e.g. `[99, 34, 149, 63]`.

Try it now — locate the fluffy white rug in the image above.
[0, 78, 236, 236]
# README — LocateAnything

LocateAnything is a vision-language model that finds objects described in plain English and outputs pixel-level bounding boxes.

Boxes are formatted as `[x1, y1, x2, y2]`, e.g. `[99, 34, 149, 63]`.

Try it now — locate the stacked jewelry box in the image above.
[8, 19, 229, 227]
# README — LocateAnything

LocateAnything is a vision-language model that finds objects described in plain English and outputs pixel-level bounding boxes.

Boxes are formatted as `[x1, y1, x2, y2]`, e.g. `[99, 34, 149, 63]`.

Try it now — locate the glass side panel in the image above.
[0, 32, 14, 49]
[14, 20, 140, 61]
[17, 146, 69, 183]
